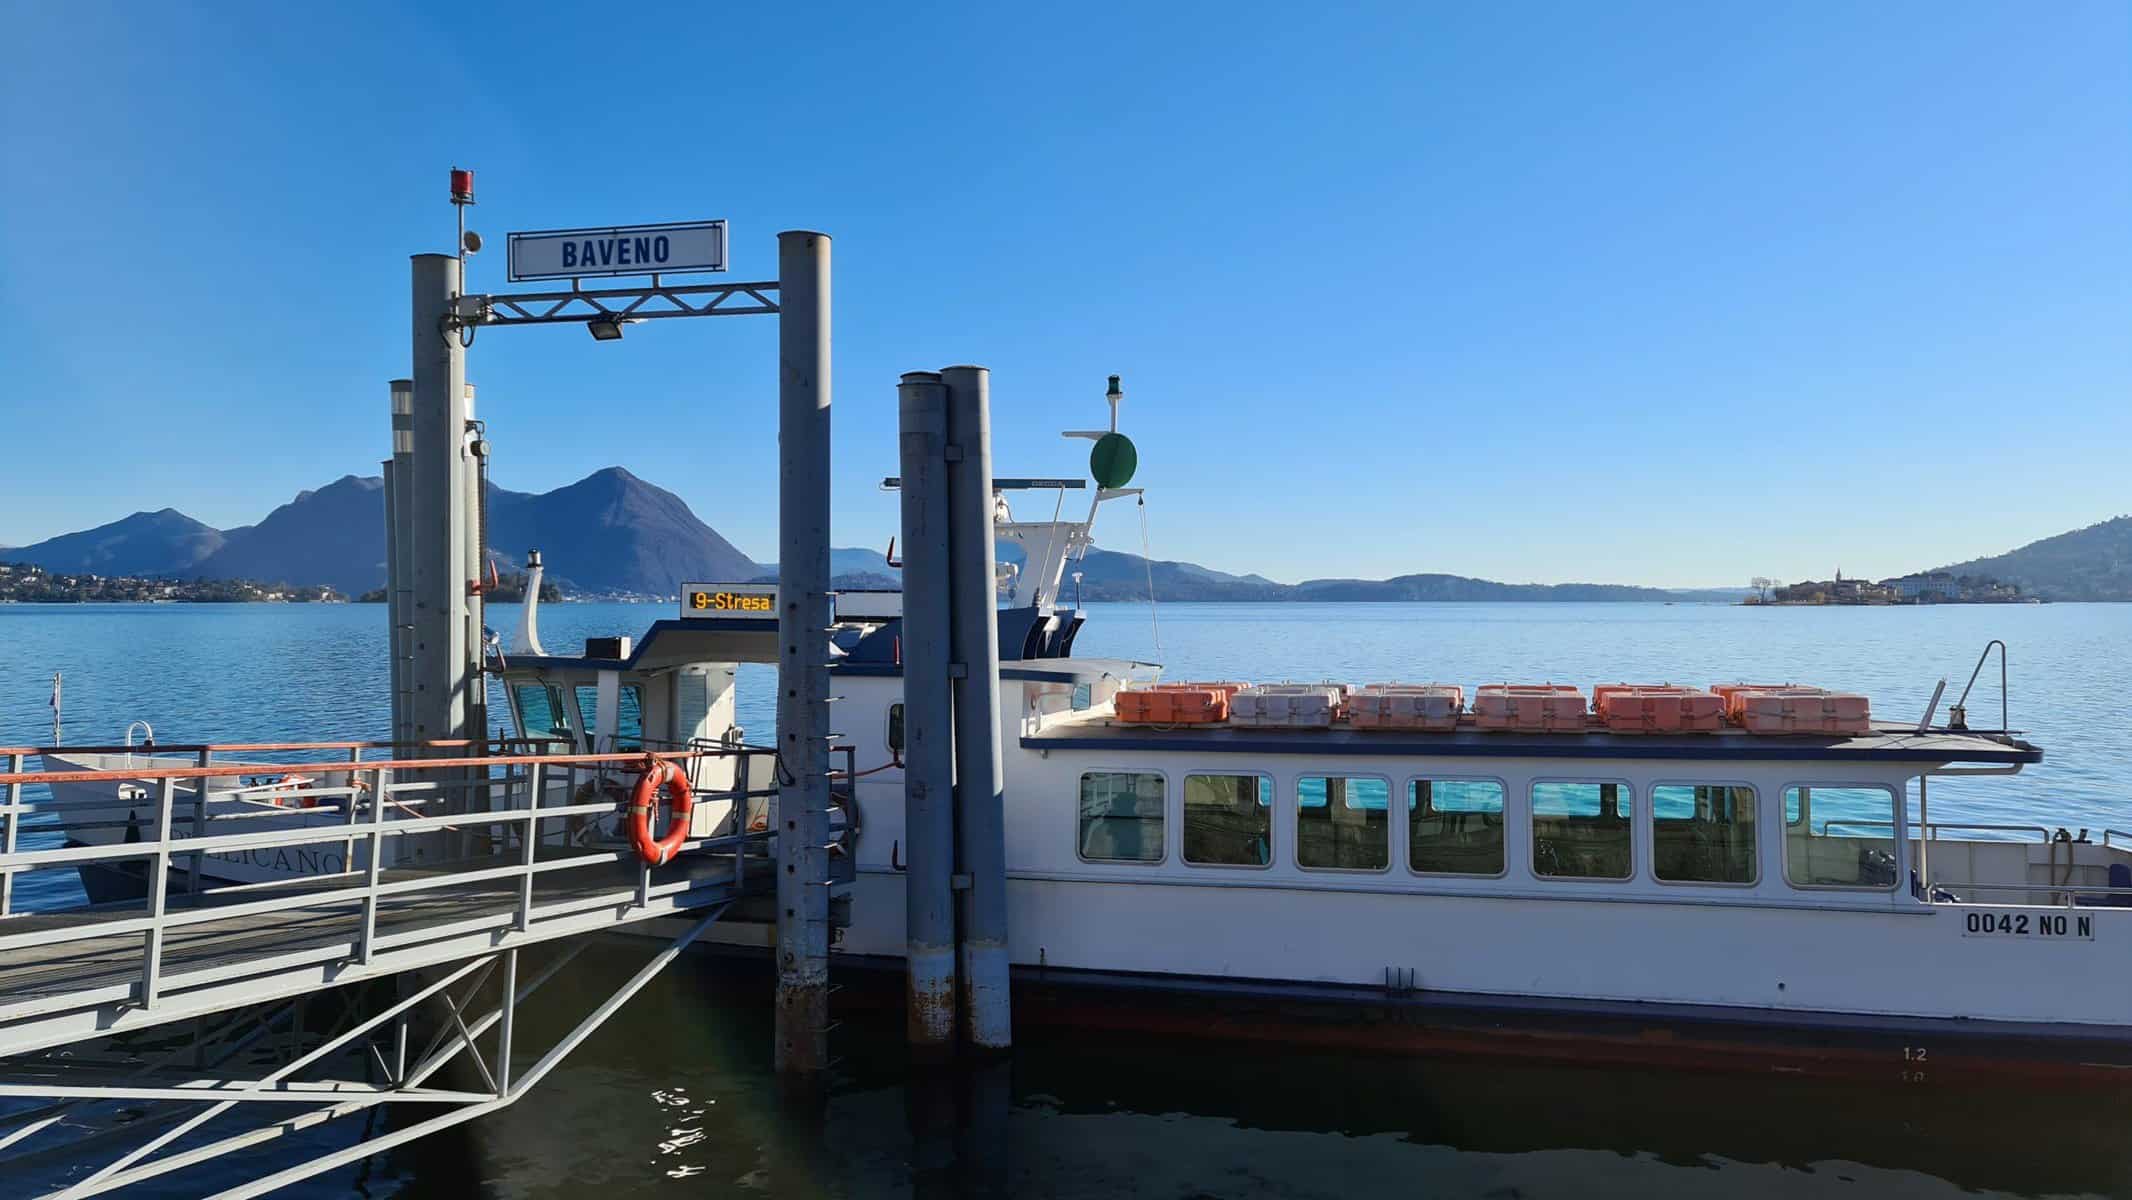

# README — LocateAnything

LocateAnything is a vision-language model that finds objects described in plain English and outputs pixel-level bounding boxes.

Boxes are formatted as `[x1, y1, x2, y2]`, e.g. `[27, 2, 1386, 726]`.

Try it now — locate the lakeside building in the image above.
[0, 562, 341, 604]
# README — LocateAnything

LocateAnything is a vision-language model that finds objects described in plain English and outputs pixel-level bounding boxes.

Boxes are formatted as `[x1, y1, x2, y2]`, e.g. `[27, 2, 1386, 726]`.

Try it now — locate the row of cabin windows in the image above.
[1077, 772, 1900, 890]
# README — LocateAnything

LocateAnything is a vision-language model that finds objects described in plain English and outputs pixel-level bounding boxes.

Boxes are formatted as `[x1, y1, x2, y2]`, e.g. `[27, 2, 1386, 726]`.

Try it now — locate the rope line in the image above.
[1032, 486, 1067, 606]
[1138, 498, 1164, 662]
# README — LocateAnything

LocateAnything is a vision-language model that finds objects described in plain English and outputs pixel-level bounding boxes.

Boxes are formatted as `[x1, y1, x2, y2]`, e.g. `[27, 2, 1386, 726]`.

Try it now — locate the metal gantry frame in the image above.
[432, 230, 837, 1078]
[464, 278, 781, 327]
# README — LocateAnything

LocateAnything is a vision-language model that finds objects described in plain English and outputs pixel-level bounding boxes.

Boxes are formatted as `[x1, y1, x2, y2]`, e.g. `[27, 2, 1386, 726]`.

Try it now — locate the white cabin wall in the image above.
[640, 673, 671, 751]
[836, 674, 1095, 874]
[676, 665, 740, 835]
[839, 674, 908, 871]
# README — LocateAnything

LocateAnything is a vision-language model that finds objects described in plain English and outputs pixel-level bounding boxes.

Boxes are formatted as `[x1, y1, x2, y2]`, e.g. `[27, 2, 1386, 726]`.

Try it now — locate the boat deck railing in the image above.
[1816, 818, 2132, 908]
[0, 741, 780, 1059]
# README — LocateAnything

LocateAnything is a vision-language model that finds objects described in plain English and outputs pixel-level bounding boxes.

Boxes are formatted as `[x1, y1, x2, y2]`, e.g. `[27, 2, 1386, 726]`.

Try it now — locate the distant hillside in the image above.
[758, 547, 907, 590]
[489, 467, 759, 595]
[1069, 548, 1286, 601]
[10, 509, 225, 577]
[854, 541, 1730, 604]
[197, 476, 387, 595]
[1289, 574, 1716, 602]
[1933, 516, 2132, 601]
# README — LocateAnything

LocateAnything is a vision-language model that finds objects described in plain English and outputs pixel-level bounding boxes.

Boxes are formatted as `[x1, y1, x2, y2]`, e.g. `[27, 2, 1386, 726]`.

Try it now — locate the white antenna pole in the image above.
[1106, 373, 1122, 432]
[49, 672, 61, 746]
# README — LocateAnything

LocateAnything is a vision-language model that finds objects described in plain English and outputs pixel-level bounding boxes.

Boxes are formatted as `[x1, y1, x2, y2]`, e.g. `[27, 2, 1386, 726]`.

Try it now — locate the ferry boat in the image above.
[483, 396, 2132, 1086]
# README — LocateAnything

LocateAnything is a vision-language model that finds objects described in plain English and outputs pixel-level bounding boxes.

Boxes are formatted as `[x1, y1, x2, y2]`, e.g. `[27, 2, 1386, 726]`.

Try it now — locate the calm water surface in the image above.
[2, 600, 2129, 1197]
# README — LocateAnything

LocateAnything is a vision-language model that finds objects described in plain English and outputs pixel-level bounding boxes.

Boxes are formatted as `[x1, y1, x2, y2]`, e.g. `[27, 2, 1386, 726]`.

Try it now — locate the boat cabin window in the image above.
[1408, 779, 1505, 876]
[510, 682, 572, 744]
[1652, 784, 1757, 885]
[1297, 775, 1390, 871]
[887, 704, 904, 755]
[1783, 786, 1899, 890]
[1078, 771, 1165, 863]
[574, 684, 644, 750]
[1183, 773, 1273, 867]
[1532, 782, 1632, 880]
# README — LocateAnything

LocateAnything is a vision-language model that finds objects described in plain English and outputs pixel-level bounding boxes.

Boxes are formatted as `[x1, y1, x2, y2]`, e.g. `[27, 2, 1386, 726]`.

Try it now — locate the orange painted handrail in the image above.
[0, 747, 747, 788]
[0, 737, 519, 758]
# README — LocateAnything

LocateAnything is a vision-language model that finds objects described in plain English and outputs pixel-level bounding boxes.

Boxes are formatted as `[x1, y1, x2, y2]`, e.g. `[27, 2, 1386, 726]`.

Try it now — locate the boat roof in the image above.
[494, 615, 1158, 686]
[833, 656, 1157, 683]
[1022, 715, 2042, 766]
[496, 619, 778, 674]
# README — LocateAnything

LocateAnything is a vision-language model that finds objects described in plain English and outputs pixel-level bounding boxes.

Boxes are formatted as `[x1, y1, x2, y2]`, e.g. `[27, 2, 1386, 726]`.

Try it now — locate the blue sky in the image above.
[2, 1, 2125, 587]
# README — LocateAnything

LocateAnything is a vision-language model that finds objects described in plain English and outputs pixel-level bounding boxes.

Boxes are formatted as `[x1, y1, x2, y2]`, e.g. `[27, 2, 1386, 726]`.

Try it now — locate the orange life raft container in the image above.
[1722, 686, 1873, 735]
[1711, 682, 1804, 723]
[1592, 684, 1725, 734]
[1113, 682, 1243, 725]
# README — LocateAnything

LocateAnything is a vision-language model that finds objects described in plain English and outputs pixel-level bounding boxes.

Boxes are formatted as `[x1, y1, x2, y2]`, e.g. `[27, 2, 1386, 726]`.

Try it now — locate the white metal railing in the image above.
[1823, 819, 2063, 842]
[1809, 819, 2132, 908]
[1905, 823, 2128, 908]
[1917, 880, 2132, 907]
[0, 742, 777, 1023]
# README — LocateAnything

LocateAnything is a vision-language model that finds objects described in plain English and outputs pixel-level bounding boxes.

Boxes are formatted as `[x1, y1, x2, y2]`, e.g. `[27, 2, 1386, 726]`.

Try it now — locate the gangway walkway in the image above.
[0, 741, 787, 1198]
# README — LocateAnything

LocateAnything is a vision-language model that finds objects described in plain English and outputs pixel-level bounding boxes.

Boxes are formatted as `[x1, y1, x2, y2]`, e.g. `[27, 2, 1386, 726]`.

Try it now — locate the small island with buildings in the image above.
[1745, 569, 2030, 606]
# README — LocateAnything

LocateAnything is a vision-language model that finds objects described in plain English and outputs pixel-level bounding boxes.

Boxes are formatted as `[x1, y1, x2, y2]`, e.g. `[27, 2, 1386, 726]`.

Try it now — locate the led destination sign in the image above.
[681, 583, 778, 621]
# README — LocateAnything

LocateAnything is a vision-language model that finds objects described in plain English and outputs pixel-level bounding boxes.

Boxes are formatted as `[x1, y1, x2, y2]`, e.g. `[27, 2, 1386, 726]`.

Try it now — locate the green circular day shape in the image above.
[1090, 432, 1138, 489]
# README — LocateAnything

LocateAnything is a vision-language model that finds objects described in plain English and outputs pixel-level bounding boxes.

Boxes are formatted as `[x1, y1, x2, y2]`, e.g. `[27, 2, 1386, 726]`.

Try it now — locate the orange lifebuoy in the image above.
[629, 758, 692, 866]
[273, 774, 318, 809]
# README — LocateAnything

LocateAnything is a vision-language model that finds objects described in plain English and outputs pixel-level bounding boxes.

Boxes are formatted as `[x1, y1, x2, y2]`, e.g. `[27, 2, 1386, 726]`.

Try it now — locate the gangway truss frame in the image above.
[0, 741, 780, 1198]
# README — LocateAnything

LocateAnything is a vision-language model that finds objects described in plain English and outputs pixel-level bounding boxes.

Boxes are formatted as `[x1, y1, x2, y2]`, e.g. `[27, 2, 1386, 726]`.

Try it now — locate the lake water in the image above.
[3, 600, 2129, 1197]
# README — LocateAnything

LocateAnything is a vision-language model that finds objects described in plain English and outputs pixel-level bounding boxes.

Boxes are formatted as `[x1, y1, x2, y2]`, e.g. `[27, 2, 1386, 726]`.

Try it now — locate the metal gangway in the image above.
[0, 738, 788, 1198]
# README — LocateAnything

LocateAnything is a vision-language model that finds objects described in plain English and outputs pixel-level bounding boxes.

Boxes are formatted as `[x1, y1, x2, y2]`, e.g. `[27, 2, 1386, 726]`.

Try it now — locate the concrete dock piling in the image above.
[897, 371, 958, 1057]
[941, 365, 1012, 1054]
[775, 231, 835, 1077]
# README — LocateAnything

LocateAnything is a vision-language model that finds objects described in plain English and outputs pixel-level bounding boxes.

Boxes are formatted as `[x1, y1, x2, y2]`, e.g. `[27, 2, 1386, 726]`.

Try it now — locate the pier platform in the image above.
[0, 847, 759, 1058]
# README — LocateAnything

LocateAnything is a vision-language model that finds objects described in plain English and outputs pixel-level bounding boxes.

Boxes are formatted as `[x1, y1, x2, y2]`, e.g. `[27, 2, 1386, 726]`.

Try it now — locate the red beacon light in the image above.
[449, 168, 475, 206]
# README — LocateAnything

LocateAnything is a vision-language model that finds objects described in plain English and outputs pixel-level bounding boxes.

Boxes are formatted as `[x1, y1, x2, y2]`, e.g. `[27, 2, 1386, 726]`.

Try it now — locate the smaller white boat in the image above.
[38, 729, 379, 899]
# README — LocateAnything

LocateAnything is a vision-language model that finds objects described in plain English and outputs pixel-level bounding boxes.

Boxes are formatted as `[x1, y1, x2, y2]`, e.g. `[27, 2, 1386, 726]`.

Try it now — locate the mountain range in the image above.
[6, 471, 2128, 602]
[6, 469, 758, 597]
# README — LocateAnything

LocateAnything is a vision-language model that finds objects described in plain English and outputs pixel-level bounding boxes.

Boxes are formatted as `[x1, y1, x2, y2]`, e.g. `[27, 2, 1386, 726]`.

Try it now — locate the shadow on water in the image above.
[376, 939, 2132, 1200]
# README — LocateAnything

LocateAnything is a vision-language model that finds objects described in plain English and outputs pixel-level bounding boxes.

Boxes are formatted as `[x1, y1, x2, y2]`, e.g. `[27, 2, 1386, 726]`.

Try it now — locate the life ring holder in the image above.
[628, 757, 693, 866]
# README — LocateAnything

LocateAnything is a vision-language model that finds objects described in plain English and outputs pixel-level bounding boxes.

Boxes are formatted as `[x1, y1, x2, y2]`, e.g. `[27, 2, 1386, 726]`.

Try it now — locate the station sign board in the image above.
[680, 582, 779, 622]
[508, 220, 727, 282]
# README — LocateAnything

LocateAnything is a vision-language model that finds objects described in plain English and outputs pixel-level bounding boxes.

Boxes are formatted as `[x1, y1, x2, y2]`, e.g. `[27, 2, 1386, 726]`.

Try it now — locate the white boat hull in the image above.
[40, 752, 376, 892]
